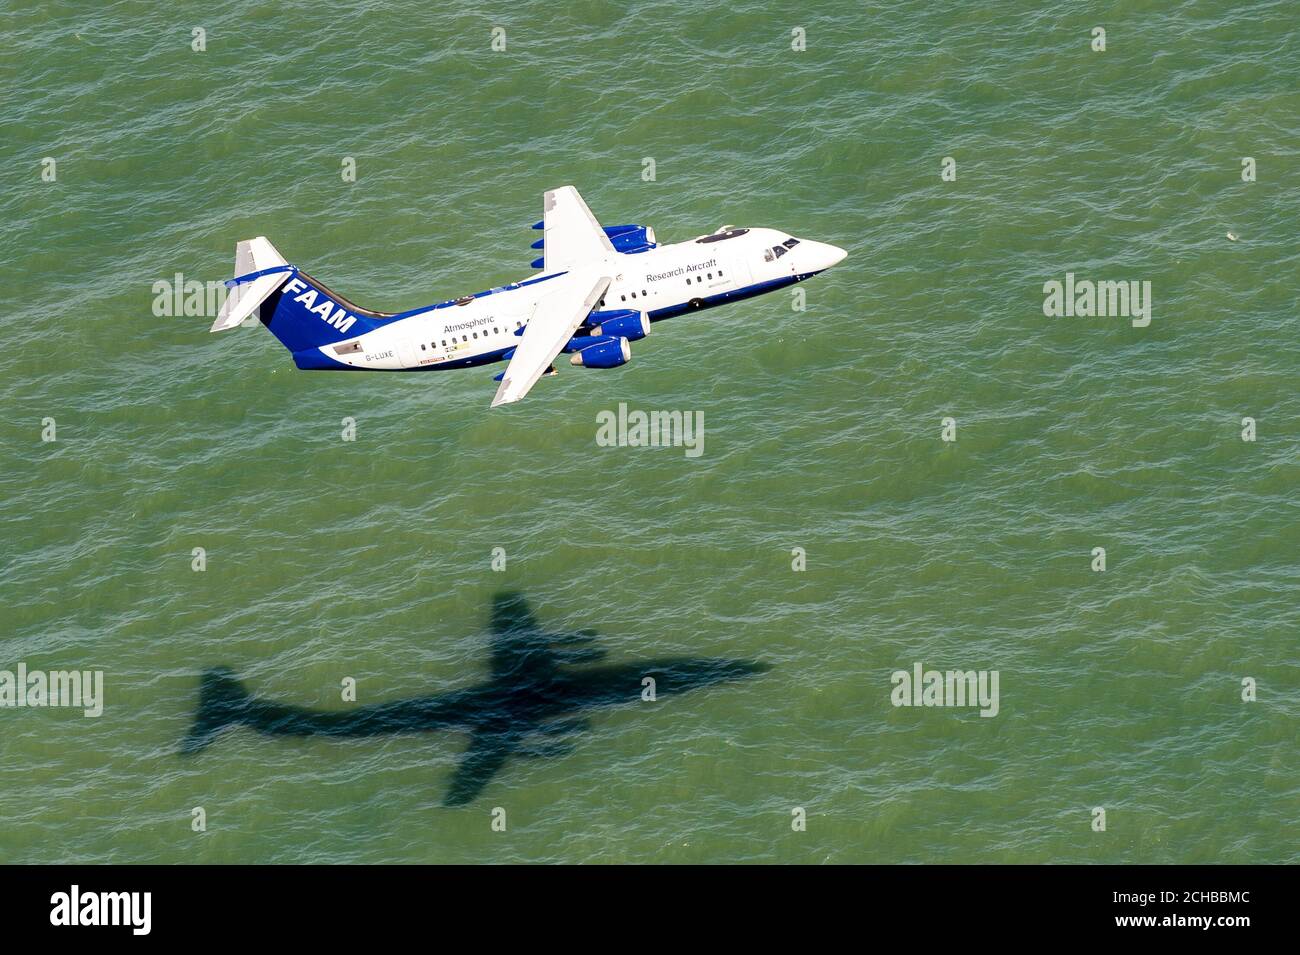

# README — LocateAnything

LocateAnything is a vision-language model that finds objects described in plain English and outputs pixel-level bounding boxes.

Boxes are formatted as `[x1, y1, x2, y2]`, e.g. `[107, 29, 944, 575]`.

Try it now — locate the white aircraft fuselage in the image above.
[322, 227, 845, 372]
[212, 188, 847, 406]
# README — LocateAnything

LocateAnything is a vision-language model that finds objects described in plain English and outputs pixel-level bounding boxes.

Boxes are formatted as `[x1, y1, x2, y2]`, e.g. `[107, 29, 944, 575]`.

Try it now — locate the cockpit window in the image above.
[782, 238, 800, 249]
[772, 245, 787, 258]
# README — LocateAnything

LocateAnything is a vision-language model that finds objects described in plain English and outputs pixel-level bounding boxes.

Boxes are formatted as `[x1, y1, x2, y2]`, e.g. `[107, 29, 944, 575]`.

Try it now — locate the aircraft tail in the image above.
[181, 667, 252, 754]
[210, 237, 389, 364]
[209, 237, 290, 333]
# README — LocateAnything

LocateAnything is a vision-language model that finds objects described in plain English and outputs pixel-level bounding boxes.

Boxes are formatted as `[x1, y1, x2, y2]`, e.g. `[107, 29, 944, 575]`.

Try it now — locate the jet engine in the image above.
[602, 224, 657, 254]
[586, 309, 650, 341]
[569, 337, 631, 368]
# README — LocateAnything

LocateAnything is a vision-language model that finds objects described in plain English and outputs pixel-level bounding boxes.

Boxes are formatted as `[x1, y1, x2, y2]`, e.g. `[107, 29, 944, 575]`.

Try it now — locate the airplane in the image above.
[209, 186, 847, 407]
[180, 591, 768, 806]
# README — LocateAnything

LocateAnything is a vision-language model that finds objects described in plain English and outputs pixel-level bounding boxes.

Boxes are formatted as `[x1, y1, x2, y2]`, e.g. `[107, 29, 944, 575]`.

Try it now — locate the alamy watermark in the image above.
[50, 885, 150, 935]
[1043, 272, 1151, 328]
[890, 663, 999, 717]
[0, 664, 103, 717]
[153, 272, 227, 318]
[596, 402, 704, 458]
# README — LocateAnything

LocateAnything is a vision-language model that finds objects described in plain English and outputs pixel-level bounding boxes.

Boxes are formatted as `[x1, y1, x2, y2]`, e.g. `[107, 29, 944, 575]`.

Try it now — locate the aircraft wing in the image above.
[543, 186, 615, 272]
[443, 729, 520, 807]
[490, 272, 611, 408]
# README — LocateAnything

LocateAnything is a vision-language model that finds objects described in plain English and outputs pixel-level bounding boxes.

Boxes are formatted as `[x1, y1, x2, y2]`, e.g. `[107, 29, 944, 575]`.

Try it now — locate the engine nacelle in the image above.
[570, 337, 631, 369]
[603, 224, 657, 254]
[562, 334, 612, 353]
[587, 309, 650, 342]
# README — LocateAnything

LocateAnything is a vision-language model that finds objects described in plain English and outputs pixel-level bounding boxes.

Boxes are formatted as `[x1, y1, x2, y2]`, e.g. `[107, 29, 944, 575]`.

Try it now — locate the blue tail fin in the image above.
[260, 271, 389, 354]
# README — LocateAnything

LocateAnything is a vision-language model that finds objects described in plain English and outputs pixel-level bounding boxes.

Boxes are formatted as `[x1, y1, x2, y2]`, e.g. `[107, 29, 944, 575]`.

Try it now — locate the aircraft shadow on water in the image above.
[181, 591, 768, 806]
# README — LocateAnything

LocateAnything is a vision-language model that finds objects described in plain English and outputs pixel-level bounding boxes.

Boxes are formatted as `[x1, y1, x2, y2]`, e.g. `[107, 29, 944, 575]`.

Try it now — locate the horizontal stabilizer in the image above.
[210, 237, 290, 332]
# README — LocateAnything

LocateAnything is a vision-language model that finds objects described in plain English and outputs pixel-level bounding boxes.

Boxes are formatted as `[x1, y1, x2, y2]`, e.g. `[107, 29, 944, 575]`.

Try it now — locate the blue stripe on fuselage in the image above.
[646, 272, 821, 322]
[294, 345, 517, 372]
[290, 273, 825, 371]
